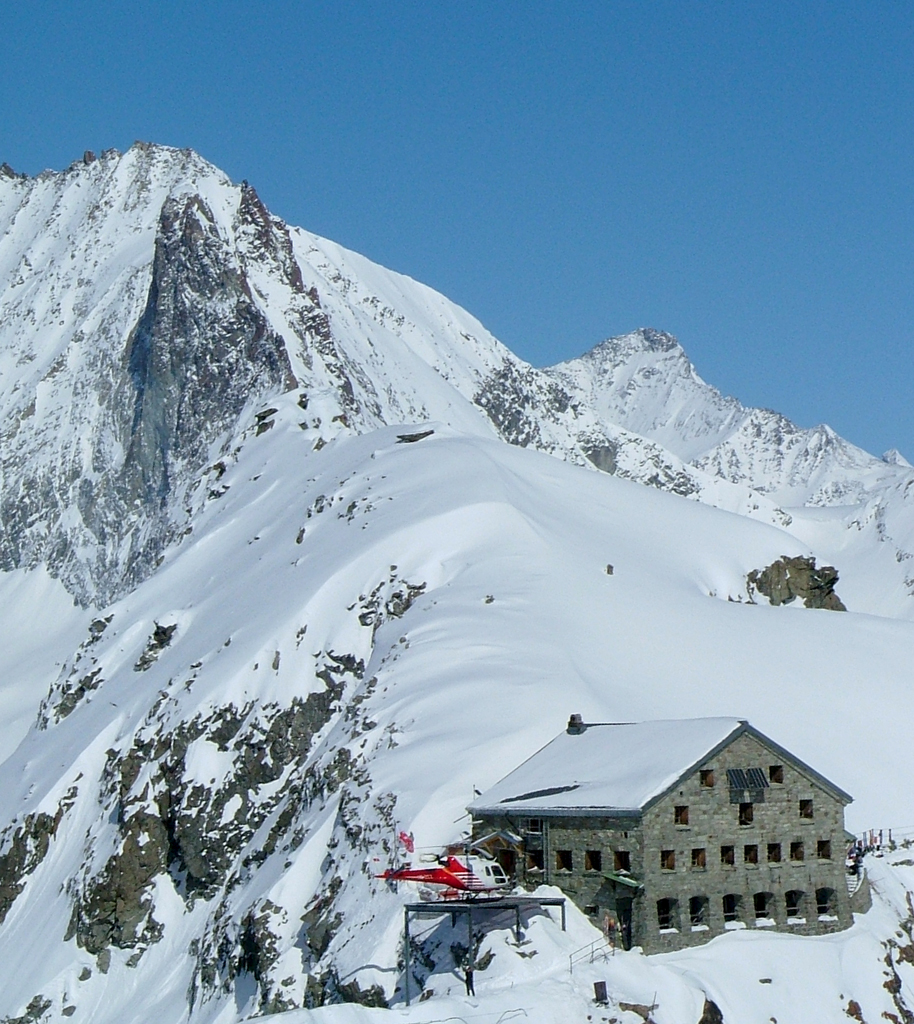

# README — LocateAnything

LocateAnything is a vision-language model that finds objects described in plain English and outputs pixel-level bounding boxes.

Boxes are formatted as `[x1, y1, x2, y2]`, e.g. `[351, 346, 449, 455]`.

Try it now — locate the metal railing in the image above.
[856, 827, 914, 849]
[568, 936, 613, 972]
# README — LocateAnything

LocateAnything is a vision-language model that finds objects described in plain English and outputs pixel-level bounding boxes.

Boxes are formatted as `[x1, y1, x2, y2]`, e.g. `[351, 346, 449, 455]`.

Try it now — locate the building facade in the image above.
[469, 717, 855, 954]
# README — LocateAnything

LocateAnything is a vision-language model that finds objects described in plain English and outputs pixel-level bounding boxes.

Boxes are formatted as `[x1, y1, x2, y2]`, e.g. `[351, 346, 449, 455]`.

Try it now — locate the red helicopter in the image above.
[377, 846, 511, 900]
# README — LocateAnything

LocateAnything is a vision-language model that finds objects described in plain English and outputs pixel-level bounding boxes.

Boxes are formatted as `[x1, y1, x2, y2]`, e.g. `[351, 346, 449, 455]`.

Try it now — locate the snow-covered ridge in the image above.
[551, 326, 907, 506]
[5, 142, 904, 608]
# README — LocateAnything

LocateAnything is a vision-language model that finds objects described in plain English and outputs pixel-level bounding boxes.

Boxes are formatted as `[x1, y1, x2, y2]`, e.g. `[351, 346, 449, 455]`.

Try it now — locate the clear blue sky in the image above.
[2, 2, 913, 457]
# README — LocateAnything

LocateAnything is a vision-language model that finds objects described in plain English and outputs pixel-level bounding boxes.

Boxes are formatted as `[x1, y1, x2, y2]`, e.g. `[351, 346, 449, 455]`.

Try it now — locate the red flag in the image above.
[398, 830, 415, 853]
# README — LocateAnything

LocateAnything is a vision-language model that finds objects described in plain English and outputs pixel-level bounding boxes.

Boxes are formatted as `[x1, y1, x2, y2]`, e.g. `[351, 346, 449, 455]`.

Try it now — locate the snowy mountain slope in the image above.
[0, 567, 89, 763]
[551, 327, 911, 506]
[1, 415, 913, 1022]
[0, 143, 838, 611]
[549, 327, 914, 614]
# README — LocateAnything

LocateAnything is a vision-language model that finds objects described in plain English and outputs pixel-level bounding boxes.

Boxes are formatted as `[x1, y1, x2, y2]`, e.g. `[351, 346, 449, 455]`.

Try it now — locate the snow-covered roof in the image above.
[469, 717, 748, 815]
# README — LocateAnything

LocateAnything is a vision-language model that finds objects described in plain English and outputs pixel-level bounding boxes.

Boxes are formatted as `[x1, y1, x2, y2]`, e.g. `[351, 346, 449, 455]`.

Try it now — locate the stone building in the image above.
[468, 716, 856, 954]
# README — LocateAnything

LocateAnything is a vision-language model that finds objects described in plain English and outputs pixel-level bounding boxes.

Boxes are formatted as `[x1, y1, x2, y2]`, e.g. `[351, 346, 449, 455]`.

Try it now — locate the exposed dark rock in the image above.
[356, 578, 426, 635]
[54, 666, 104, 719]
[747, 556, 846, 610]
[618, 1002, 657, 1022]
[334, 977, 389, 1008]
[0, 182, 327, 606]
[88, 615, 113, 640]
[475, 359, 573, 449]
[68, 653, 353, 966]
[133, 621, 178, 671]
[396, 429, 434, 444]
[40, 616, 118, 724]
[122, 193, 298, 514]
[585, 443, 619, 474]
[301, 879, 344, 961]
[0, 806, 69, 926]
[66, 810, 168, 954]
[0, 994, 52, 1024]
[698, 998, 724, 1024]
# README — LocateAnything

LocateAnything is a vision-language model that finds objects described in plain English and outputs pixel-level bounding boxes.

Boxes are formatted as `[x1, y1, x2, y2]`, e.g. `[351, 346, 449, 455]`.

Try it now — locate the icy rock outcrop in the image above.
[747, 555, 847, 611]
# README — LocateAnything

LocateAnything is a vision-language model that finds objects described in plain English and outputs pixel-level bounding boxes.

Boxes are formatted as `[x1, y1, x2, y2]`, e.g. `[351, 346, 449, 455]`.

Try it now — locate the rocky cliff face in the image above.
[0, 147, 311, 603]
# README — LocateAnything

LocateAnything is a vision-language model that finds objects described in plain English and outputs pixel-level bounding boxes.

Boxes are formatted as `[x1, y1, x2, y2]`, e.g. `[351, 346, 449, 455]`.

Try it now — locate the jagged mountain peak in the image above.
[0, 140, 911, 612]
[883, 447, 912, 467]
[3, 140, 227, 186]
[551, 324, 907, 505]
[585, 325, 681, 357]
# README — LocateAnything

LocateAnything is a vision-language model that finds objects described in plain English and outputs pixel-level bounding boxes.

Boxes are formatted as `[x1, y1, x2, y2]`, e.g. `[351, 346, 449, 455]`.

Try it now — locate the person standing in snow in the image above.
[464, 963, 475, 996]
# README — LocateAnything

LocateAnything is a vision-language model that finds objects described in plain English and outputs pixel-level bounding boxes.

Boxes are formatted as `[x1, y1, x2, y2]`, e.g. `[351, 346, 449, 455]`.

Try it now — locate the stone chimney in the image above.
[567, 713, 585, 734]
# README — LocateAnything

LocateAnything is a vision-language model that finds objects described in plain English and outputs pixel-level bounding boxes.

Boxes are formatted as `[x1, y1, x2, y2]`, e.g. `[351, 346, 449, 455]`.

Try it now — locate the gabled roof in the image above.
[468, 717, 851, 818]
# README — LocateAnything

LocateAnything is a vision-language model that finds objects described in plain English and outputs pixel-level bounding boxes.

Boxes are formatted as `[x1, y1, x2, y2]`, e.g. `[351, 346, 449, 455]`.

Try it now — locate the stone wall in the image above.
[473, 730, 852, 955]
[639, 731, 851, 953]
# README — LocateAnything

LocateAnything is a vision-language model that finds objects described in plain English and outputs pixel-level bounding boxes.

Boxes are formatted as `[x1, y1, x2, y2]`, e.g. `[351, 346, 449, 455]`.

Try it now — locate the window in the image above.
[584, 904, 598, 916]
[689, 895, 708, 926]
[691, 848, 706, 869]
[661, 849, 676, 871]
[790, 841, 805, 862]
[817, 839, 832, 860]
[526, 850, 544, 871]
[753, 892, 773, 919]
[720, 845, 735, 866]
[785, 890, 805, 918]
[657, 897, 679, 930]
[816, 888, 837, 917]
[739, 802, 754, 825]
[744, 844, 759, 865]
[722, 893, 741, 922]
[769, 765, 784, 784]
[614, 850, 631, 872]
[585, 850, 602, 872]
[767, 842, 782, 863]
[555, 849, 573, 871]
[799, 799, 814, 820]
[526, 818, 543, 834]
[675, 805, 690, 826]
[700, 769, 715, 788]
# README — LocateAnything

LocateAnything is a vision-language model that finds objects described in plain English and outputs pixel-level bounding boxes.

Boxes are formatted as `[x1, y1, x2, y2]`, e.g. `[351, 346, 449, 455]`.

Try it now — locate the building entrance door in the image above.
[615, 897, 633, 950]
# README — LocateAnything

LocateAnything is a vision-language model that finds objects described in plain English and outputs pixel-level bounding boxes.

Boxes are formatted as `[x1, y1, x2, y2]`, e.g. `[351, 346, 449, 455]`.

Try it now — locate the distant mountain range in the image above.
[2, 143, 913, 608]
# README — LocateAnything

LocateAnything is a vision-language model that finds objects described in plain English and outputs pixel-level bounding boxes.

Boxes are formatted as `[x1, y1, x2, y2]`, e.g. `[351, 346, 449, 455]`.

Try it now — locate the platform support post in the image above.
[404, 908, 411, 1006]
